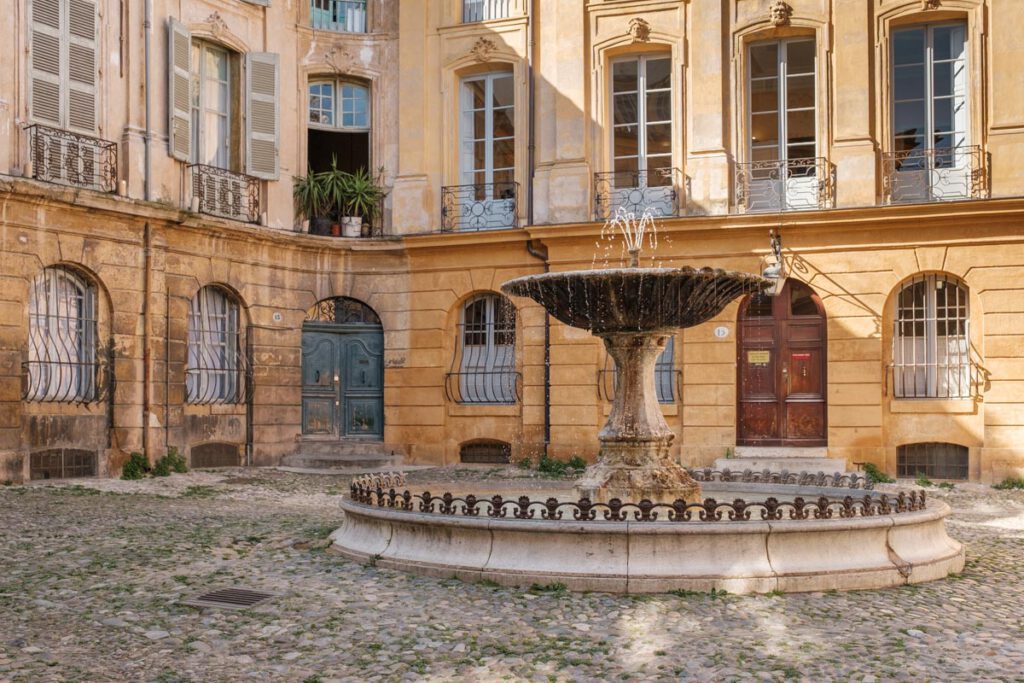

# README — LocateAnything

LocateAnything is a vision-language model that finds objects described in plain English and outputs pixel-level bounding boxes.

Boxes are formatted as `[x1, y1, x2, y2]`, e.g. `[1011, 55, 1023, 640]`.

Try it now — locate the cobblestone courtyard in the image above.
[1, 469, 1022, 682]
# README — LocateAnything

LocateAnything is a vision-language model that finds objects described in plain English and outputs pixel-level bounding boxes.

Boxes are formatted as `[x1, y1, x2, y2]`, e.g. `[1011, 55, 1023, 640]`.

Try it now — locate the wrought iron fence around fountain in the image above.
[441, 182, 519, 232]
[688, 468, 875, 490]
[882, 146, 987, 204]
[594, 168, 683, 221]
[349, 483, 927, 522]
[734, 157, 834, 213]
[26, 124, 118, 193]
[189, 164, 261, 224]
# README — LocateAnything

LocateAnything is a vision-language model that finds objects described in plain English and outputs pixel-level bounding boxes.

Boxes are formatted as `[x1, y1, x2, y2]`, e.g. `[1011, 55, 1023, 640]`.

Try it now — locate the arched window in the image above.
[308, 78, 371, 180]
[187, 286, 243, 404]
[450, 294, 518, 404]
[26, 266, 98, 402]
[893, 274, 970, 398]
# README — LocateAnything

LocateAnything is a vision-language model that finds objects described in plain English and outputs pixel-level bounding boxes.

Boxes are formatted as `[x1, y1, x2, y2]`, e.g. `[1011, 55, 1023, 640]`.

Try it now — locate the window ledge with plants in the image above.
[294, 159, 387, 238]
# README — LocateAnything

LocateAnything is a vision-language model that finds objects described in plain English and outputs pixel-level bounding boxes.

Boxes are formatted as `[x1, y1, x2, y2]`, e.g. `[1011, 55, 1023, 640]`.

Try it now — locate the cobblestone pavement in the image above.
[1, 468, 1023, 682]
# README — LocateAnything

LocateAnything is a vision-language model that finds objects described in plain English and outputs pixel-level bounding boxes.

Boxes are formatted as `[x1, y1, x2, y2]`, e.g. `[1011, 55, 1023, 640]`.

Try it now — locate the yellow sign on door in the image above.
[747, 350, 770, 365]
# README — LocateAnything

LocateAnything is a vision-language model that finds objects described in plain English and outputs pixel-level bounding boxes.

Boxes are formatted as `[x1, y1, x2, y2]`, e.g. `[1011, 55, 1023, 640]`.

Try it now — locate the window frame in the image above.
[462, 0, 512, 24]
[186, 286, 243, 405]
[746, 37, 818, 167]
[608, 53, 673, 187]
[459, 71, 515, 193]
[456, 293, 518, 404]
[190, 40, 235, 169]
[307, 77, 371, 133]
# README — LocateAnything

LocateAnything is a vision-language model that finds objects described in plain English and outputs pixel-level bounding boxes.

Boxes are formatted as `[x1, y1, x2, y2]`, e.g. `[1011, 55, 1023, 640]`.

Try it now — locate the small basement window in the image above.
[30, 449, 98, 480]
[897, 442, 968, 480]
[460, 440, 511, 464]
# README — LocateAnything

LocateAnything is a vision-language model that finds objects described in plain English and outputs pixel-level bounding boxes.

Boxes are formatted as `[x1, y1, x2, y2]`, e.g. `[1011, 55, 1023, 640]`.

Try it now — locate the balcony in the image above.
[463, 0, 511, 23]
[734, 157, 833, 213]
[594, 168, 684, 221]
[882, 145, 987, 205]
[189, 164, 261, 224]
[441, 182, 519, 232]
[26, 124, 117, 194]
[310, 0, 366, 33]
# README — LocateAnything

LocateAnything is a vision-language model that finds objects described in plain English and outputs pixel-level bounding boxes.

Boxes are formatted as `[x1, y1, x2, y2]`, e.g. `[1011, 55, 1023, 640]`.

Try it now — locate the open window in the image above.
[307, 78, 370, 177]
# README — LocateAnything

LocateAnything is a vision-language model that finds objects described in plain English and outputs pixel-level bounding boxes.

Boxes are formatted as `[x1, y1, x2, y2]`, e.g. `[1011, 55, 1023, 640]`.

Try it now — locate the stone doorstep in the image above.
[711, 457, 851, 473]
[734, 446, 829, 459]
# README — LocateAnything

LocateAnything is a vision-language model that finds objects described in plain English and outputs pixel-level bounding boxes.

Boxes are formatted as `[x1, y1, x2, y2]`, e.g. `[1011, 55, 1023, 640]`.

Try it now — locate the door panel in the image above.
[302, 334, 341, 435]
[342, 335, 384, 438]
[301, 325, 384, 439]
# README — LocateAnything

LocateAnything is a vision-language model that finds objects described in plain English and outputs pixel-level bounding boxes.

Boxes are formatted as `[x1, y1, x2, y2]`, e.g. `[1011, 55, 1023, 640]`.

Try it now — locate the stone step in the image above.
[712, 456, 850, 473]
[734, 446, 829, 459]
[280, 440, 403, 470]
[291, 439, 398, 457]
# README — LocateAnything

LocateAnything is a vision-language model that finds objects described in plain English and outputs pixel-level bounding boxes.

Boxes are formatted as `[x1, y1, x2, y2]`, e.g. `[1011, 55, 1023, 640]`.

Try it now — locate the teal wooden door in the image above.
[301, 325, 384, 438]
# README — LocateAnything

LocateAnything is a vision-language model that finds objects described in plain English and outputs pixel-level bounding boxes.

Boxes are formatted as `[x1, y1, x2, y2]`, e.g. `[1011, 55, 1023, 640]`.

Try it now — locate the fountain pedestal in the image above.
[575, 332, 701, 504]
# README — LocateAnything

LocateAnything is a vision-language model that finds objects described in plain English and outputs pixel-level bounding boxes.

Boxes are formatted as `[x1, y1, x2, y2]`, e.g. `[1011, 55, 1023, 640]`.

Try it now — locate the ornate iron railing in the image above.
[734, 157, 833, 213]
[349, 483, 928, 522]
[441, 182, 519, 232]
[189, 164, 261, 224]
[26, 124, 117, 193]
[463, 0, 511, 22]
[445, 370, 522, 404]
[882, 145, 987, 204]
[688, 468, 875, 490]
[594, 168, 683, 221]
[310, 0, 367, 32]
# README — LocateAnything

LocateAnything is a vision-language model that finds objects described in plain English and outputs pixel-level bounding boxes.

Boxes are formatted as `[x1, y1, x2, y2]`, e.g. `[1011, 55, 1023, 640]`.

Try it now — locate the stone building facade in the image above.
[1, 0, 1023, 483]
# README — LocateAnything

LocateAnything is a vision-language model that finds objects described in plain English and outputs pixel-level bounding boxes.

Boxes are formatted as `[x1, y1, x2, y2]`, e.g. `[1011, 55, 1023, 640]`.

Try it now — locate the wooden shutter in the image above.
[167, 19, 192, 161]
[245, 52, 279, 180]
[66, 0, 98, 132]
[28, 0, 63, 126]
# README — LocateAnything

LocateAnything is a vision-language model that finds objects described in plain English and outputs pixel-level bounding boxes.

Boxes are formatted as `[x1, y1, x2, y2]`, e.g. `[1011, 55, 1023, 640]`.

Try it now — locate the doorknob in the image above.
[781, 364, 790, 394]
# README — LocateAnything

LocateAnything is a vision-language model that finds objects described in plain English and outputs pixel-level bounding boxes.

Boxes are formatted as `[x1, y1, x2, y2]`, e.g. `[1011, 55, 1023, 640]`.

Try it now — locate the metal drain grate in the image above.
[182, 588, 275, 611]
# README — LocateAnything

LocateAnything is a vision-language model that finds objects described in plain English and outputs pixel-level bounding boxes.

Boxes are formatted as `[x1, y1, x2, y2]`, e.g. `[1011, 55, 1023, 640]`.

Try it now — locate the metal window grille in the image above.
[598, 337, 679, 404]
[310, 0, 367, 32]
[186, 287, 248, 405]
[891, 274, 973, 399]
[593, 168, 683, 221]
[460, 440, 512, 464]
[446, 294, 520, 404]
[25, 266, 99, 403]
[189, 164, 261, 224]
[29, 449, 98, 480]
[463, 0, 511, 23]
[306, 297, 381, 325]
[734, 158, 834, 213]
[897, 442, 968, 480]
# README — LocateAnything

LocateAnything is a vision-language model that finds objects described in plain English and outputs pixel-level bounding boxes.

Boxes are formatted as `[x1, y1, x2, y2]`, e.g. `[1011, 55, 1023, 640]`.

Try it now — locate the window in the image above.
[28, 0, 99, 132]
[898, 442, 968, 480]
[310, 0, 367, 33]
[460, 440, 512, 464]
[308, 79, 370, 179]
[191, 42, 234, 169]
[186, 287, 243, 404]
[451, 294, 518, 404]
[601, 337, 677, 404]
[463, 0, 511, 23]
[745, 39, 818, 211]
[893, 274, 971, 399]
[889, 23, 970, 202]
[26, 266, 97, 403]
[607, 55, 674, 216]
[460, 72, 515, 193]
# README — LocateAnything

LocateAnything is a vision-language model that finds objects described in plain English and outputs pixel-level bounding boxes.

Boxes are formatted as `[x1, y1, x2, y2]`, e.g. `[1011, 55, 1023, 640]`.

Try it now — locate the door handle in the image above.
[781, 364, 790, 395]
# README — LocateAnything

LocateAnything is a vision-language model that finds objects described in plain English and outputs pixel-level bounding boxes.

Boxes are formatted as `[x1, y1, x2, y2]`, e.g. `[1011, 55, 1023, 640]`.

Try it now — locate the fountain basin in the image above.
[330, 480, 965, 594]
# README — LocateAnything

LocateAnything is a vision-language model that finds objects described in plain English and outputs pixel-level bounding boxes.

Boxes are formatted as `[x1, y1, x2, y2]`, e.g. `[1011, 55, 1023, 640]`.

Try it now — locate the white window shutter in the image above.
[66, 0, 98, 133]
[245, 52, 279, 180]
[28, 0, 63, 126]
[167, 18, 192, 161]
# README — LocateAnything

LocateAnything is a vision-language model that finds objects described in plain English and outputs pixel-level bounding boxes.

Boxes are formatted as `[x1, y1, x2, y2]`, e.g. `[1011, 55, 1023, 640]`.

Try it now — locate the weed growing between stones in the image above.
[121, 452, 151, 480]
[862, 463, 895, 484]
[916, 473, 934, 488]
[181, 485, 217, 499]
[528, 582, 568, 595]
[993, 477, 1024, 490]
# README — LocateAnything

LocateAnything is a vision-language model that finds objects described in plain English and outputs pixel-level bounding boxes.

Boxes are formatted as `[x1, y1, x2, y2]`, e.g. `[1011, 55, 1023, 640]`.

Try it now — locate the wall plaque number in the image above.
[747, 350, 771, 365]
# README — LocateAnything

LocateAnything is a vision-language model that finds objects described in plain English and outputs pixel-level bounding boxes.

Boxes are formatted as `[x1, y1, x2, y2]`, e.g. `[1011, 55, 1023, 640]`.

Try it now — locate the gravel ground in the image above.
[1, 467, 1022, 682]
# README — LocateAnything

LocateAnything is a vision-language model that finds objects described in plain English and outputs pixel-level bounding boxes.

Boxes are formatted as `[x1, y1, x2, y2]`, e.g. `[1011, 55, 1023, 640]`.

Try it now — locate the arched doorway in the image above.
[737, 280, 827, 447]
[301, 297, 384, 439]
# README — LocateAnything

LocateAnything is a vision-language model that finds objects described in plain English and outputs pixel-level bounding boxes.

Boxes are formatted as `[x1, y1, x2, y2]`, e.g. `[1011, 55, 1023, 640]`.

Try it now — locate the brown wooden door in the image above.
[737, 280, 827, 446]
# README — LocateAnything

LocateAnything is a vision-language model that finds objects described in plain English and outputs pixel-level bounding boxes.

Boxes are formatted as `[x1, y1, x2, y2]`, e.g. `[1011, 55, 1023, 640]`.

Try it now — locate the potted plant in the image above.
[293, 167, 331, 235]
[319, 157, 350, 237]
[341, 167, 384, 238]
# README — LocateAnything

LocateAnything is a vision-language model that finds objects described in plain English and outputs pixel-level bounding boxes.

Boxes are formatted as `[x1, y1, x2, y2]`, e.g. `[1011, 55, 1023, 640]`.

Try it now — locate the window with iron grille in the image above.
[460, 439, 512, 464]
[898, 442, 968, 480]
[449, 294, 518, 404]
[26, 265, 98, 403]
[893, 274, 971, 398]
[186, 286, 243, 404]
[463, 0, 511, 23]
[600, 336, 678, 404]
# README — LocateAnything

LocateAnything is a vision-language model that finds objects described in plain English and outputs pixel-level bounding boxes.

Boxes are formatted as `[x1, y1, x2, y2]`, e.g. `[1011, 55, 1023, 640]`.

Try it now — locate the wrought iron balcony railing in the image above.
[441, 182, 519, 232]
[594, 168, 684, 221]
[310, 0, 367, 32]
[189, 164, 261, 224]
[882, 145, 987, 205]
[734, 157, 834, 213]
[26, 124, 117, 193]
[463, 0, 511, 23]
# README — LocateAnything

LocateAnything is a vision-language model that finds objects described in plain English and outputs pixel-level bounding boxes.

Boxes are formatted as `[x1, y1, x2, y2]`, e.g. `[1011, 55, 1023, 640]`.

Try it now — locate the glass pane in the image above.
[786, 40, 815, 75]
[750, 78, 778, 114]
[791, 284, 818, 315]
[465, 79, 486, 109]
[745, 293, 773, 317]
[473, 141, 486, 169]
[493, 139, 515, 169]
[787, 110, 815, 145]
[933, 62, 952, 98]
[492, 108, 514, 137]
[894, 64, 925, 100]
[751, 145, 779, 162]
[894, 135, 924, 157]
[893, 29, 925, 66]
[473, 110, 486, 138]
[646, 156, 672, 186]
[786, 75, 815, 110]
[613, 60, 638, 93]
[646, 123, 671, 155]
[750, 112, 779, 146]
[750, 44, 778, 78]
[933, 25, 965, 62]
[613, 93, 638, 125]
[613, 156, 638, 178]
[787, 144, 816, 161]
[894, 100, 926, 138]
[492, 75, 514, 108]
[646, 58, 671, 91]
[646, 90, 672, 122]
[614, 127, 638, 157]
[933, 98, 953, 134]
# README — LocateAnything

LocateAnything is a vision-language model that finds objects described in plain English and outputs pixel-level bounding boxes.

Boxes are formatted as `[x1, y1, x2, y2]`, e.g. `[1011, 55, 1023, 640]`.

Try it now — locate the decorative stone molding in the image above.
[470, 37, 497, 63]
[922, 0, 941, 9]
[203, 11, 230, 38]
[628, 17, 652, 43]
[325, 43, 356, 73]
[768, 1, 793, 27]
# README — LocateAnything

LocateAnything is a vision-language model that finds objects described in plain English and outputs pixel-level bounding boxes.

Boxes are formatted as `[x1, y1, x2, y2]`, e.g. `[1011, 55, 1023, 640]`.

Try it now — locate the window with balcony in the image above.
[191, 42, 236, 171]
[463, 0, 511, 23]
[885, 23, 979, 203]
[186, 286, 245, 405]
[892, 274, 972, 399]
[25, 266, 98, 403]
[308, 79, 370, 177]
[446, 294, 519, 404]
[443, 72, 517, 231]
[310, 0, 367, 33]
[738, 39, 827, 212]
[596, 55, 678, 220]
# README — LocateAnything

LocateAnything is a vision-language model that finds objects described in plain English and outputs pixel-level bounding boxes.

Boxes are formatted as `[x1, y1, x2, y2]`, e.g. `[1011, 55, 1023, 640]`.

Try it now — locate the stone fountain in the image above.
[502, 209, 769, 504]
